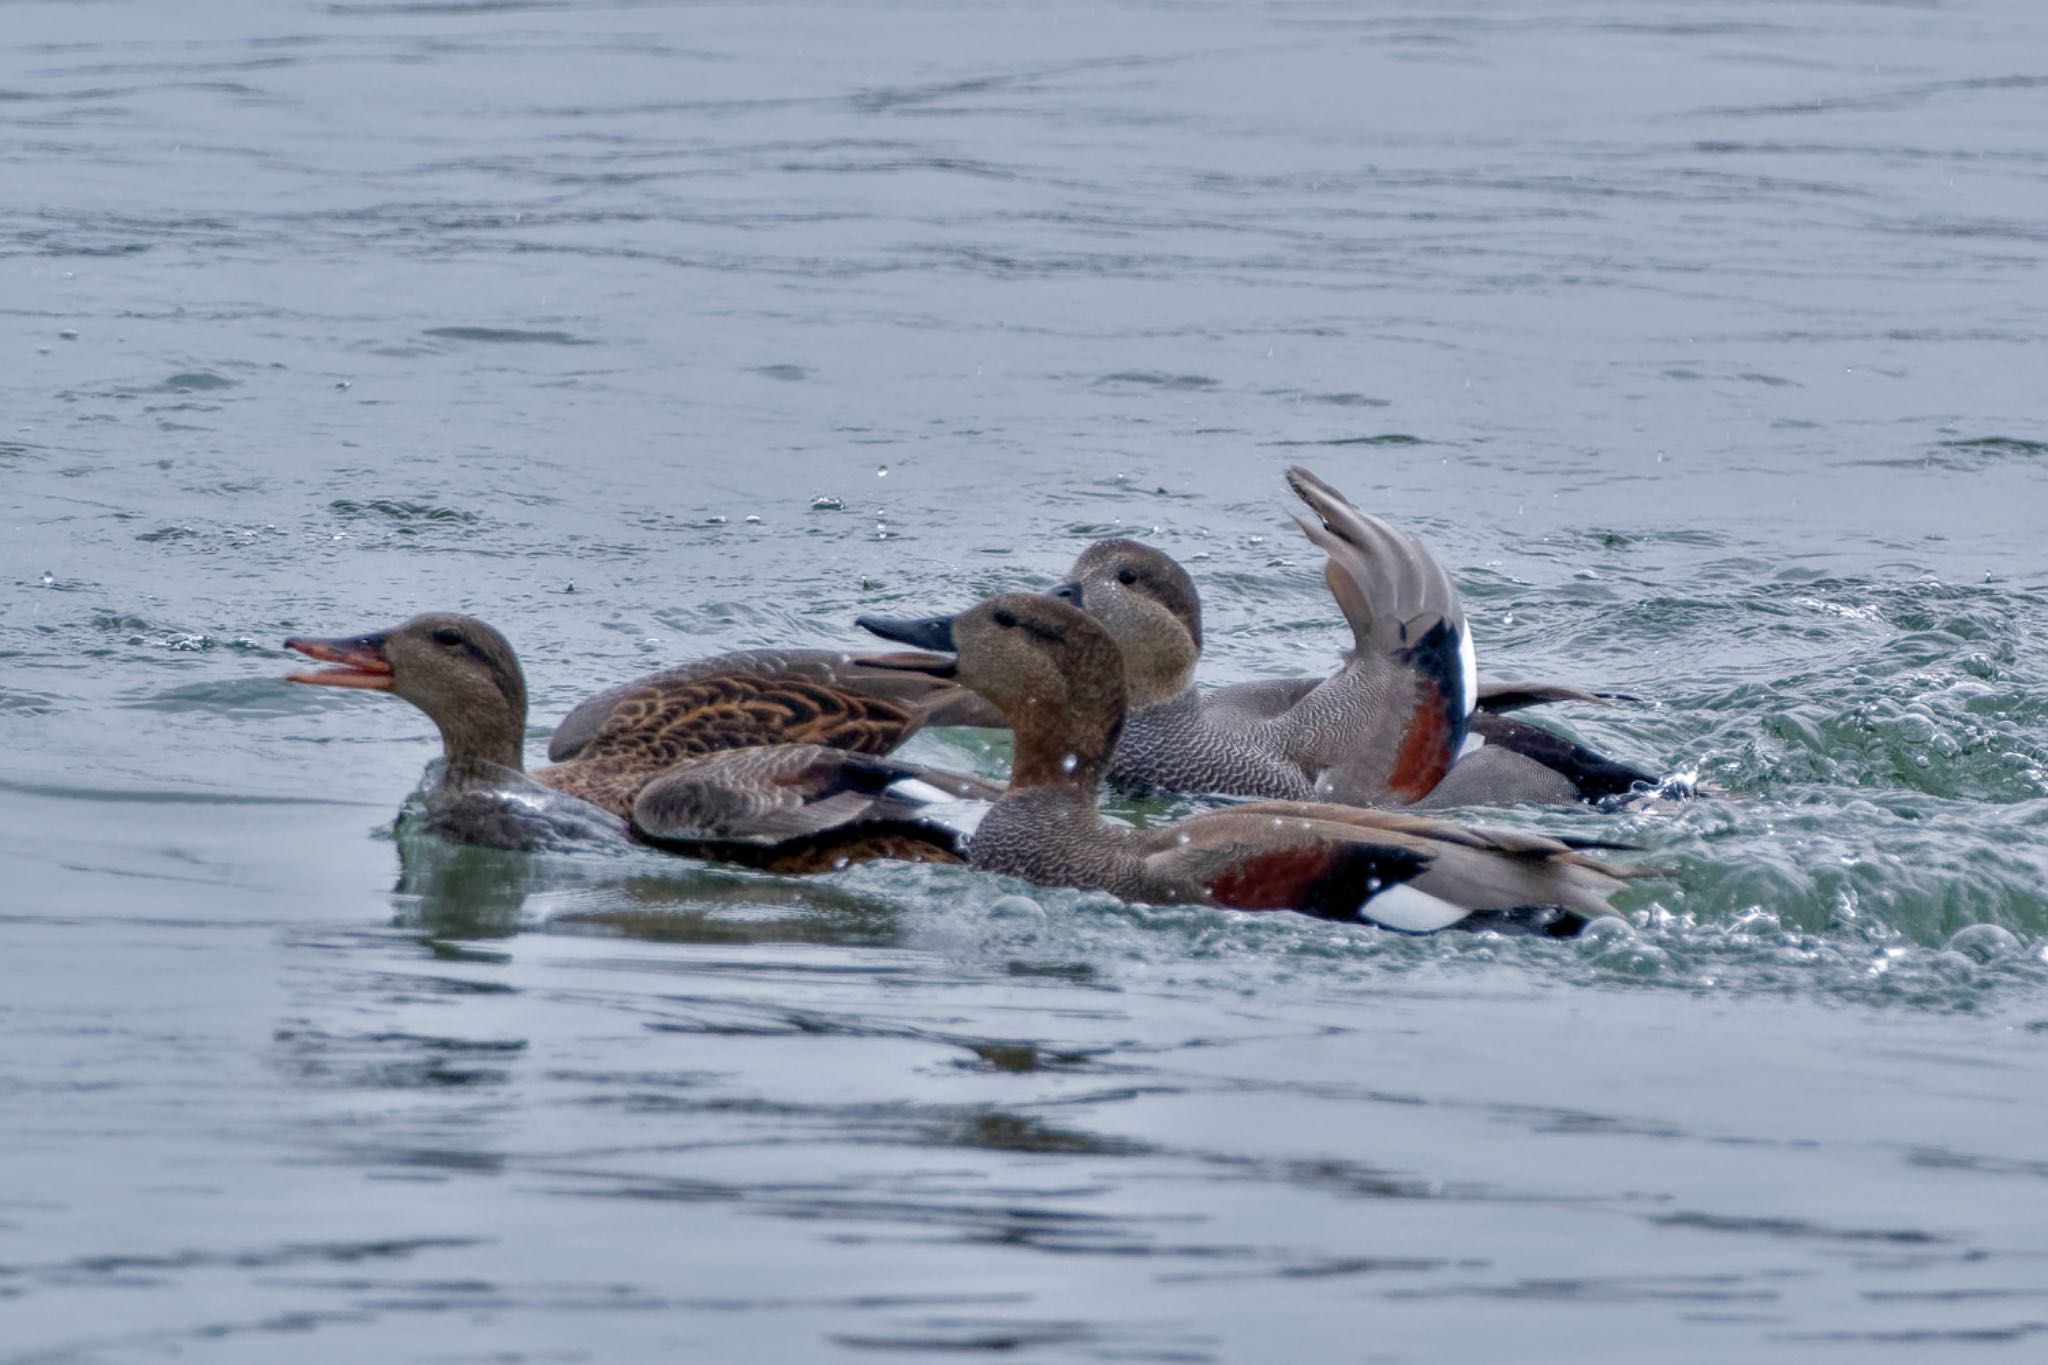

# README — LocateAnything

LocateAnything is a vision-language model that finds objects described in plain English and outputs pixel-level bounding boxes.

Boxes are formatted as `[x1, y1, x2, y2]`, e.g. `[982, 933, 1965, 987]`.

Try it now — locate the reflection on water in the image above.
[391, 823, 911, 945]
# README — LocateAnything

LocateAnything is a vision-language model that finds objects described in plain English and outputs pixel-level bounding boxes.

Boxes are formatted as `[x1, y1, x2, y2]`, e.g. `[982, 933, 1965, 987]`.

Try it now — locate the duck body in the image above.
[549, 647, 997, 764]
[532, 668, 933, 820]
[968, 786, 1619, 934]
[1110, 681, 1649, 809]
[863, 593, 1646, 935]
[412, 759, 630, 852]
[864, 466, 1653, 809]
[285, 615, 984, 865]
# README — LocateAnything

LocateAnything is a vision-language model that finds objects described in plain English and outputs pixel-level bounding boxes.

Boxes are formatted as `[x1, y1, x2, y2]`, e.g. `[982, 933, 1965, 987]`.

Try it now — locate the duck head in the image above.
[286, 613, 529, 772]
[859, 594, 1127, 789]
[1048, 538, 1202, 706]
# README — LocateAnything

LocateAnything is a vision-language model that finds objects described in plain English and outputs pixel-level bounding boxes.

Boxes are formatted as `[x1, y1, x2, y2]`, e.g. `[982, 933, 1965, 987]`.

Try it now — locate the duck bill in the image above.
[853, 613, 957, 677]
[284, 633, 395, 690]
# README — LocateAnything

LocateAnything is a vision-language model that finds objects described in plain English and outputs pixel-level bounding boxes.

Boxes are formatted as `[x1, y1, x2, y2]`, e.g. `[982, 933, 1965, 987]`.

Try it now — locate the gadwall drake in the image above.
[285, 613, 993, 865]
[863, 466, 1652, 808]
[865, 594, 1644, 935]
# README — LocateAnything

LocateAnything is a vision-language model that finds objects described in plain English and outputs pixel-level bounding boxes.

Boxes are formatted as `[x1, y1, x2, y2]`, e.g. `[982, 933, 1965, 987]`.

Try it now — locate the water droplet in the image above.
[810, 494, 844, 511]
[58, 328, 78, 341]
[831, 856, 850, 871]
[40, 571, 54, 587]
[334, 379, 351, 391]
[743, 514, 762, 524]
[1059, 753, 1079, 774]
[875, 465, 889, 477]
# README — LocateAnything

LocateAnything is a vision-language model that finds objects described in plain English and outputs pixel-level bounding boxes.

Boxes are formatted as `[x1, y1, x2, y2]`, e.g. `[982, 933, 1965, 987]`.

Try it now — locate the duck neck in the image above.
[1006, 692, 1123, 797]
[431, 703, 526, 783]
[1124, 657, 1195, 710]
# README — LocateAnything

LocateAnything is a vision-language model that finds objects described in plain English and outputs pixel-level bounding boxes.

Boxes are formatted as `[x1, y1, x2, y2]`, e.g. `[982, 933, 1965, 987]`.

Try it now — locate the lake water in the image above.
[4, 1, 2047, 1360]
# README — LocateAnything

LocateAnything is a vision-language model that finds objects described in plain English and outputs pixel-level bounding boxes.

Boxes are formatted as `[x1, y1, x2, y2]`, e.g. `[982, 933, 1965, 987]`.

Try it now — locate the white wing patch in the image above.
[919, 800, 989, 840]
[886, 778, 958, 806]
[884, 777, 989, 840]
[1456, 623, 1478, 719]
[1361, 882, 1471, 934]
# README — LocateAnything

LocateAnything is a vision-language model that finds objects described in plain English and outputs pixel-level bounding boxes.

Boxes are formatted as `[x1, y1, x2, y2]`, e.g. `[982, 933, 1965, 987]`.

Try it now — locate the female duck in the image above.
[285, 613, 993, 865]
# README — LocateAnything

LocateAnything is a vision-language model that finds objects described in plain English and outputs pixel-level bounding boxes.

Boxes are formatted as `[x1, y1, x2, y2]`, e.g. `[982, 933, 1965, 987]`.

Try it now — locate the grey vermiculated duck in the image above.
[283, 613, 993, 865]
[862, 465, 1654, 808]
[862, 593, 1644, 935]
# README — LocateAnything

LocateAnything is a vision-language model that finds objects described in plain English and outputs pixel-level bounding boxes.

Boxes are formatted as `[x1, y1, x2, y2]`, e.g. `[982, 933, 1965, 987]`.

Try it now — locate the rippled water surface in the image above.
[6, 1, 2048, 1360]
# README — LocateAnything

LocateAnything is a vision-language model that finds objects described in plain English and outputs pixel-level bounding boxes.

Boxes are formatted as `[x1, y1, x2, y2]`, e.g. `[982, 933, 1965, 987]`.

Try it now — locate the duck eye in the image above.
[993, 609, 1018, 629]
[431, 627, 464, 647]
[1116, 568, 1138, 586]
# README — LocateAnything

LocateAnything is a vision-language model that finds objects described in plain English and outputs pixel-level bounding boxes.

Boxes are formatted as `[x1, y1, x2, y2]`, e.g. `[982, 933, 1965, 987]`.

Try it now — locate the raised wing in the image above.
[1274, 467, 1474, 806]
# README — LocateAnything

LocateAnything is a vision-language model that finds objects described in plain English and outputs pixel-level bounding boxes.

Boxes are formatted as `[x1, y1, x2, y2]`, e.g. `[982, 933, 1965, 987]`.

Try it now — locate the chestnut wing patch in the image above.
[1203, 842, 1431, 920]
[1387, 619, 1470, 802]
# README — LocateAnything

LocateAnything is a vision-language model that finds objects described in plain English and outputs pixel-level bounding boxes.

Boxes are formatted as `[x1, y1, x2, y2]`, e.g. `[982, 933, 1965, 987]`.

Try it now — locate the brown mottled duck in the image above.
[284, 613, 995, 866]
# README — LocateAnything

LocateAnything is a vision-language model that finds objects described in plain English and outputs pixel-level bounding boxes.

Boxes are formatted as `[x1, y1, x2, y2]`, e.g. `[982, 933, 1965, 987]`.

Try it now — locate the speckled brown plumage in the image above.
[539, 672, 924, 820]
[285, 614, 991, 868]
[548, 647, 999, 764]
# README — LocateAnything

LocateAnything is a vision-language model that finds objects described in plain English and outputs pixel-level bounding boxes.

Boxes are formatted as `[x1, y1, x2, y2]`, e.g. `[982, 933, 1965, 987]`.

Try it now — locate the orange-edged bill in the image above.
[284, 634, 394, 690]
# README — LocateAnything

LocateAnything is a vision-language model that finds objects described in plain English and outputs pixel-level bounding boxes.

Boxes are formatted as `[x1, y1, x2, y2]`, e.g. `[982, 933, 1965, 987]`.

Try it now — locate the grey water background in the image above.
[5, 0, 2048, 1359]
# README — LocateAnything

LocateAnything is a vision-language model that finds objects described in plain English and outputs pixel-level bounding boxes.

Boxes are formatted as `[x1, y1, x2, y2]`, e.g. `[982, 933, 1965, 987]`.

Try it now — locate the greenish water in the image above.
[4, 1, 2047, 1361]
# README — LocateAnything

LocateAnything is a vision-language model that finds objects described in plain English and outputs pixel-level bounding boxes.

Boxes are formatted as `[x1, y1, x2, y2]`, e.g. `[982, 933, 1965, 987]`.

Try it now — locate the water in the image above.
[5, 0, 2048, 1359]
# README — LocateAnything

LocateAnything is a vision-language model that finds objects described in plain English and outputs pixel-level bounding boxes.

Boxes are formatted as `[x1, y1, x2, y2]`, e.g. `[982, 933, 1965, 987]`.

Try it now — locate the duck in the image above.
[861, 465, 1654, 808]
[284, 613, 996, 865]
[860, 593, 1645, 934]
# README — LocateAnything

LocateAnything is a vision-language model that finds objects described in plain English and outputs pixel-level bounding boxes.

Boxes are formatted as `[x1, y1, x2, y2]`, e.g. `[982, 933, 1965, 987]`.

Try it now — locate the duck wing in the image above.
[1133, 809, 1460, 931]
[1475, 681, 1639, 713]
[548, 648, 995, 763]
[1274, 467, 1473, 806]
[549, 669, 929, 782]
[1166, 801, 1642, 928]
[630, 744, 995, 850]
[1448, 713, 1659, 805]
